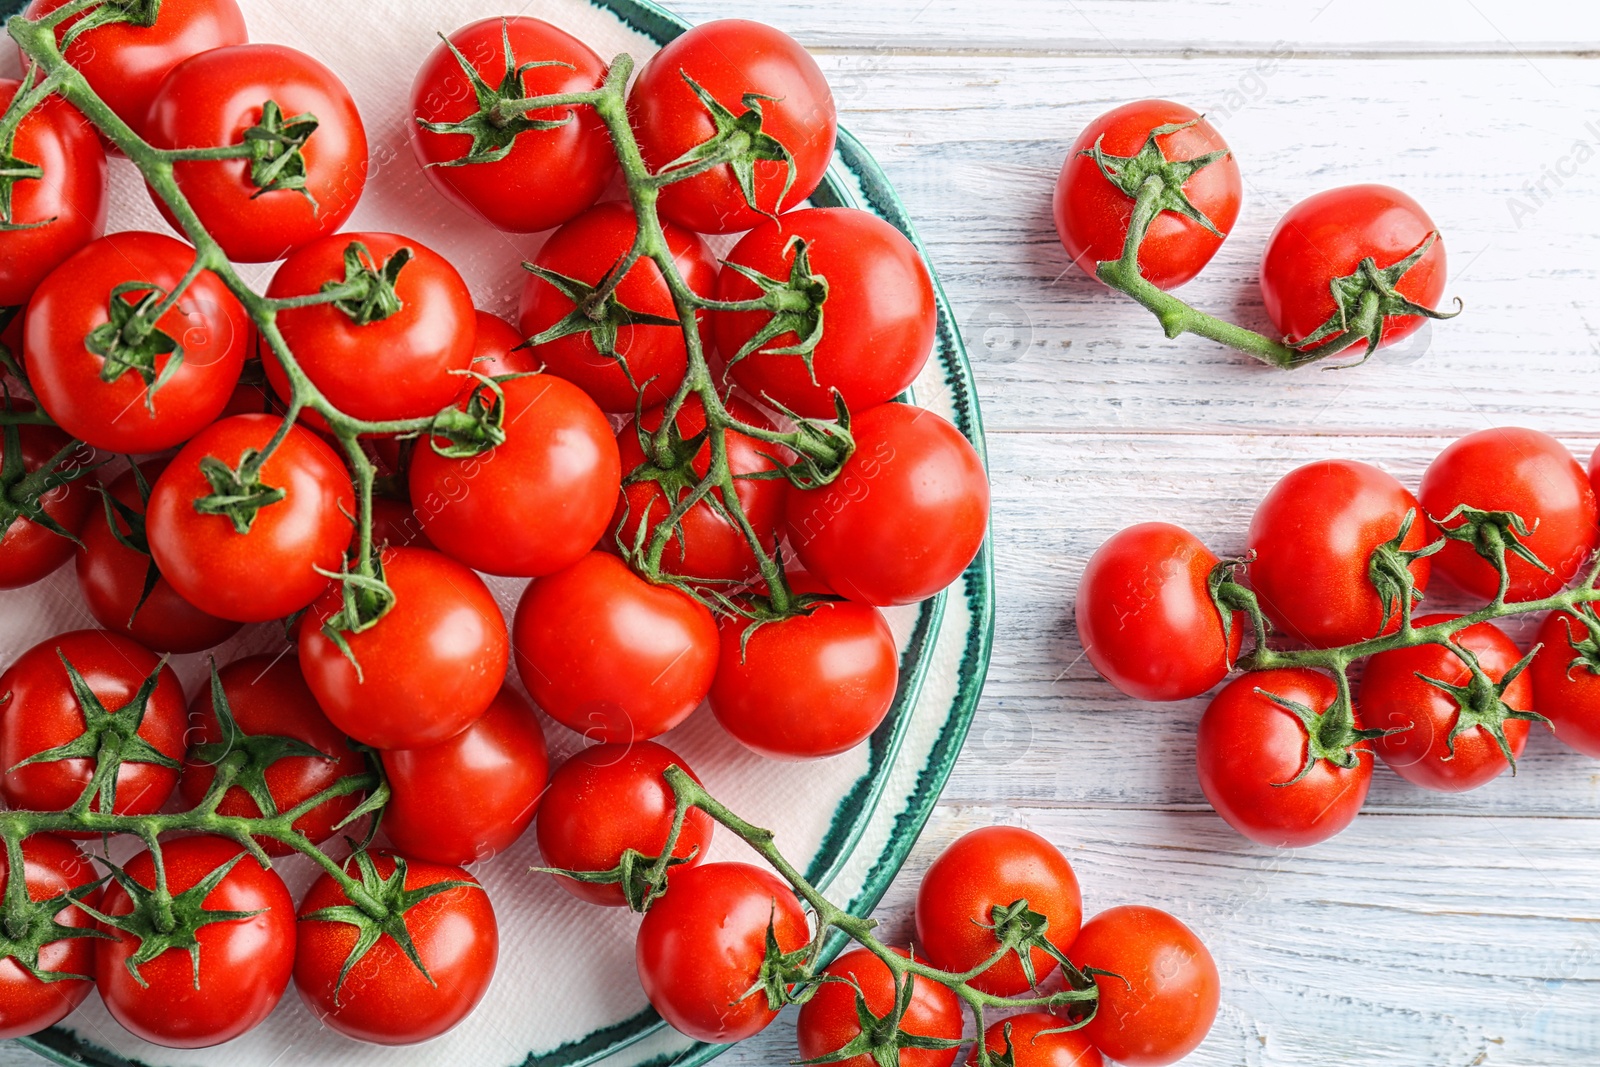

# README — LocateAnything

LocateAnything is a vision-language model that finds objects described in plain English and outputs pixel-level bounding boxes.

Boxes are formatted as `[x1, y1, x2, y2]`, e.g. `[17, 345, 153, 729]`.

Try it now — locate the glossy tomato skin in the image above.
[411, 374, 620, 578]
[26, 231, 249, 453]
[611, 395, 789, 583]
[0, 81, 106, 307]
[797, 948, 962, 1067]
[0, 420, 93, 590]
[381, 686, 548, 865]
[518, 201, 715, 413]
[1054, 100, 1240, 290]
[179, 654, 363, 856]
[1261, 185, 1446, 353]
[513, 552, 718, 744]
[95, 835, 295, 1049]
[1076, 523, 1242, 702]
[75, 462, 242, 654]
[713, 208, 936, 418]
[1247, 460, 1433, 648]
[787, 403, 989, 607]
[1420, 427, 1596, 602]
[914, 826, 1081, 997]
[629, 20, 836, 234]
[463, 309, 538, 382]
[145, 44, 367, 263]
[300, 546, 508, 750]
[1197, 668, 1372, 847]
[0, 834, 102, 1039]
[266, 232, 475, 425]
[635, 861, 809, 1043]
[295, 852, 497, 1044]
[148, 414, 354, 623]
[1362, 615, 1532, 792]
[536, 741, 714, 907]
[1531, 610, 1600, 758]
[1070, 906, 1219, 1067]
[971, 1012, 1102, 1067]
[411, 17, 615, 233]
[0, 629, 186, 819]
[22, 0, 248, 136]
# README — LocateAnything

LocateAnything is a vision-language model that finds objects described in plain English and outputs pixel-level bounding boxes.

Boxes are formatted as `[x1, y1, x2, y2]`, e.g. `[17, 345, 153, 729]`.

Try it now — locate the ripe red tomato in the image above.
[635, 861, 809, 1043]
[0, 80, 106, 307]
[25, 231, 249, 453]
[144, 44, 368, 263]
[0, 629, 185, 819]
[517, 201, 715, 413]
[0, 833, 101, 1040]
[411, 17, 615, 233]
[1054, 100, 1240, 290]
[179, 654, 364, 856]
[611, 394, 788, 583]
[381, 686, 548, 865]
[265, 232, 475, 425]
[971, 1012, 1102, 1067]
[22, 0, 248, 136]
[797, 947, 962, 1067]
[95, 835, 295, 1049]
[0, 419, 93, 590]
[75, 462, 242, 654]
[1420, 427, 1596, 602]
[147, 414, 354, 623]
[295, 851, 497, 1044]
[1196, 668, 1372, 847]
[1247, 460, 1433, 648]
[300, 546, 508, 750]
[787, 403, 988, 607]
[1531, 610, 1600, 758]
[513, 552, 718, 744]
[713, 208, 936, 418]
[1070, 906, 1219, 1067]
[536, 741, 714, 907]
[913, 826, 1081, 997]
[411, 374, 619, 577]
[1261, 185, 1447, 356]
[1362, 615, 1532, 792]
[463, 309, 537, 382]
[628, 19, 836, 234]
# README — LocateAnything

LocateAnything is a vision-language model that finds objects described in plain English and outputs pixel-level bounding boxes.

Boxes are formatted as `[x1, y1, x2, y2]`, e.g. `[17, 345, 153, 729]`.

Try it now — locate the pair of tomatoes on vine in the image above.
[1079, 425, 1600, 848]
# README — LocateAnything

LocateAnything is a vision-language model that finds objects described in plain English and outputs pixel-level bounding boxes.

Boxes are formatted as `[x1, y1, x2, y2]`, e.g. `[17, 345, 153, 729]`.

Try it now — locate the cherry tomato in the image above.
[1070, 906, 1219, 1067]
[0, 834, 101, 1040]
[517, 201, 715, 413]
[148, 414, 354, 623]
[611, 394, 789, 584]
[1420, 427, 1596, 602]
[628, 20, 836, 234]
[1531, 610, 1600, 758]
[265, 232, 475, 425]
[1362, 615, 1532, 792]
[971, 1012, 1102, 1067]
[635, 861, 809, 1043]
[411, 17, 615, 233]
[22, 0, 248, 136]
[0, 629, 185, 820]
[1261, 185, 1447, 356]
[300, 546, 508, 750]
[463, 309, 537, 382]
[0, 81, 106, 307]
[95, 835, 294, 1049]
[1054, 100, 1240, 290]
[713, 207, 935, 418]
[536, 741, 714, 907]
[1077, 523, 1242, 702]
[26, 231, 249, 453]
[0, 419, 93, 590]
[1247, 460, 1433, 648]
[75, 462, 241, 654]
[787, 403, 988, 607]
[797, 947, 962, 1067]
[914, 826, 1081, 997]
[1196, 668, 1372, 847]
[513, 551, 718, 744]
[411, 374, 619, 578]
[179, 654, 364, 856]
[381, 686, 547, 865]
[295, 851, 497, 1044]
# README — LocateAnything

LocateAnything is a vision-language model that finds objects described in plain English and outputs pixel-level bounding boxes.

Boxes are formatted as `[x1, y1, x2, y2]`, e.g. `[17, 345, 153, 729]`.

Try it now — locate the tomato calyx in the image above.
[980, 898, 1096, 992]
[1255, 685, 1392, 784]
[763, 392, 855, 490]
[747, 916, 816, 1012]
[0, 419, 96, 548]
[192, 448, 286, 535]
[94, 464, 161, 625]
[718, 237, 829, 371]
[1368, 509, 1443, 634]
[1415, 639, 1546, 771]
[55, 0, 163, 50]
[0, 839, 109, 983]
[656, 74, 796, 221]
[426, 372, 510, 457]
[322, 241, 412, 327]
[798, 970, 964, 1067]
[315, 548, 397, 681]
[83, 281, 186, 410]
[1432, 505, 1550, 601]
[244, 100, 321, 204]
[1207, 554, 1258, 661]
[1557, 606, 1600, 678]
[189, 664, 334, 822]
[1080, 119, 1232, 238]
[535, 844, 698, 912]
[1285, 232, 1462, 363]
[520, 262, 680, 380]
